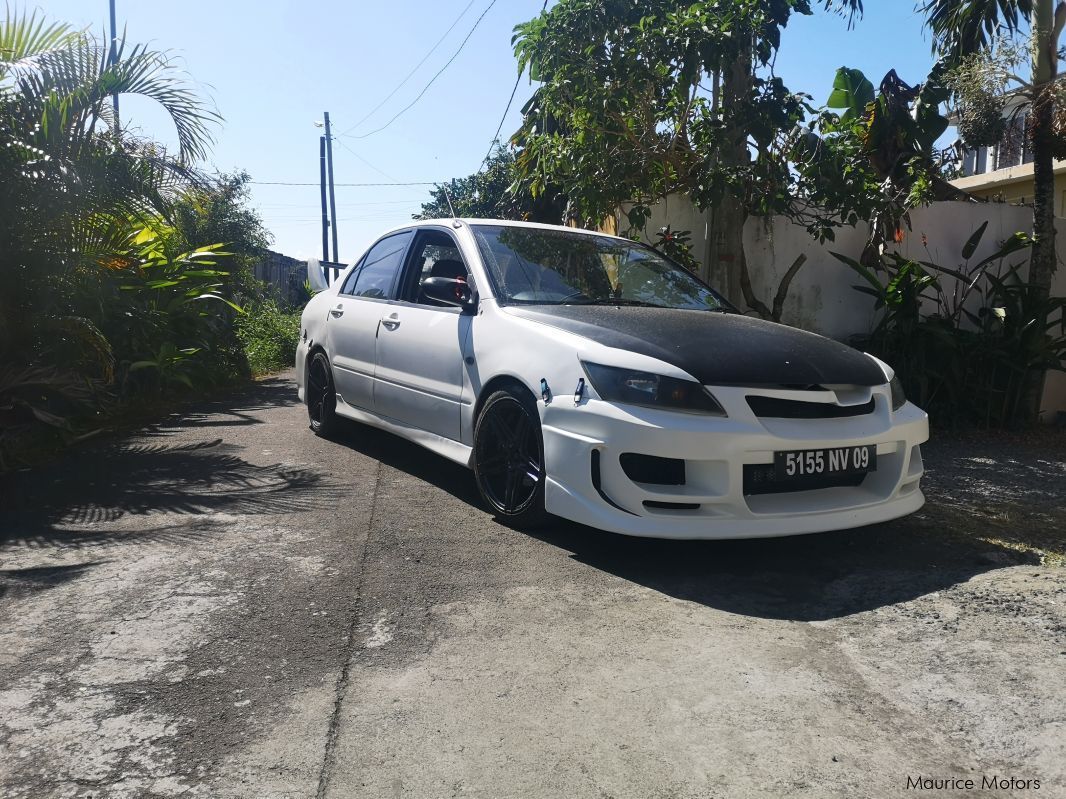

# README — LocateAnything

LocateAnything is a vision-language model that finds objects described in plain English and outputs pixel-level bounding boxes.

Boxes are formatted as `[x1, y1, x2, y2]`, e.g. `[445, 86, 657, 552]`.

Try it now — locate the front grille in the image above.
[747, 396, 875, 419]
[743, 463, 867, 496]
[620, 453, 685, 485]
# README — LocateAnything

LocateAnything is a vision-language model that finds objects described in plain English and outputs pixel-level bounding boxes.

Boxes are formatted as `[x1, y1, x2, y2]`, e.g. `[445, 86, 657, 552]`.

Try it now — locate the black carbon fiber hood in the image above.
[504, 305, 886, 387]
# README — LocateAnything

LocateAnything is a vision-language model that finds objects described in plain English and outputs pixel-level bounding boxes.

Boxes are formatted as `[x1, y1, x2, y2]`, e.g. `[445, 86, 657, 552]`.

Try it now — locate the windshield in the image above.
[471, 224, 729, 311]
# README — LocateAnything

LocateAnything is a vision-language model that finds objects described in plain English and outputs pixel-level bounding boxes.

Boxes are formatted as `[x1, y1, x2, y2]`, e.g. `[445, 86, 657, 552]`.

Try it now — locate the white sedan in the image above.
[296, 219, 928, 539]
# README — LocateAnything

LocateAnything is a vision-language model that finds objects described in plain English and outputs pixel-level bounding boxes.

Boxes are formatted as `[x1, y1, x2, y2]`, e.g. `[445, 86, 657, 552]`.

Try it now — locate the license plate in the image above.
[774, 445, 876, 480]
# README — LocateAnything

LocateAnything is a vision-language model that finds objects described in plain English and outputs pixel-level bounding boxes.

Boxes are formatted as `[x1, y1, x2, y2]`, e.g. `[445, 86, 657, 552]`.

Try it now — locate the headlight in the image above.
[890, 375, 906, 411]
[581, 362, 726, 415]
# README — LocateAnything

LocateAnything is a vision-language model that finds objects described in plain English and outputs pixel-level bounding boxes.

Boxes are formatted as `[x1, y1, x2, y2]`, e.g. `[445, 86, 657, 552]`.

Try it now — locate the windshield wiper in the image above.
[575, 298, 666, 308]
[581, 299, 733, 312]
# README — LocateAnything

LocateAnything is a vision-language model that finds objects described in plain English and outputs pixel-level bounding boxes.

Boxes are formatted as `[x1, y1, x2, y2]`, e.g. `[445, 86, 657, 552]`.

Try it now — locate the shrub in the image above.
[834, 224, 1066, 427]
[235, 299, 301, 376]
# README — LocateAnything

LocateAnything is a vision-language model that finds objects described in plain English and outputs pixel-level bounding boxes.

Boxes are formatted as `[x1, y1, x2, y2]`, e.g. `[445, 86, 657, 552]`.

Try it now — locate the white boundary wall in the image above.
[623, 199, 1066, 420]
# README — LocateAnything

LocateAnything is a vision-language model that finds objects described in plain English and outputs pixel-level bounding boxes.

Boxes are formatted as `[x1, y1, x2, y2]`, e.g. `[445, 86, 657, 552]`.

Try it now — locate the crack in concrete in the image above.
[314, 458, 383, 799]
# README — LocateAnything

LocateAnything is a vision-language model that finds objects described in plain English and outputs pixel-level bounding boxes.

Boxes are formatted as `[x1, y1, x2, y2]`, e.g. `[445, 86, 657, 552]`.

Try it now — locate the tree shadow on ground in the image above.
[334, 421, 483, 507]
[140, 375, 299, 434]
[0, 561, 108, 600]
[332, 420, 1045, 622]
[0, 436, 343, 551]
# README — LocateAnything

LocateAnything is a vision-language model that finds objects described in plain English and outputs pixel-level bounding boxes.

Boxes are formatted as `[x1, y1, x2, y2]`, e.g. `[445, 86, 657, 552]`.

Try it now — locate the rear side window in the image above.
[348, 231, 413, 299]
[339, 263, 362, 295]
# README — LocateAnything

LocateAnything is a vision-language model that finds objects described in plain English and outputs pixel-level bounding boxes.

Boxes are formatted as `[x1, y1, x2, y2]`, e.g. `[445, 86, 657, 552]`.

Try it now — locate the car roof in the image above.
[374, 217, 625, 242]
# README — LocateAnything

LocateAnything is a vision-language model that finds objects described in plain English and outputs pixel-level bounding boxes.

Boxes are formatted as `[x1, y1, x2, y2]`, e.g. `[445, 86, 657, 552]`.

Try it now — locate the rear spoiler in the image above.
[306, 258, 347, 292]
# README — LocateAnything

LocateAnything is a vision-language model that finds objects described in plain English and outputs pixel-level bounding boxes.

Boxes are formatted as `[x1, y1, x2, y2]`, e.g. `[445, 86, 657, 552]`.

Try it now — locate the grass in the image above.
[235, 298, 302, 376]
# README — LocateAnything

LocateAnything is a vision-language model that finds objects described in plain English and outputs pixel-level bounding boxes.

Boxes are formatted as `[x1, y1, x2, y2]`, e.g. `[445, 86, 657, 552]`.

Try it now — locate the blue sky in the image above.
[34, 0, 939, 262]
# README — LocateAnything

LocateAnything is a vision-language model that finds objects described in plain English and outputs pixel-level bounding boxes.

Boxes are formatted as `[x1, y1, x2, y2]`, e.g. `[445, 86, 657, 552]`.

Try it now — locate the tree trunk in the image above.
[709, 46, 768, 316]
[1022, 0, 1059, 421]
[1030, 0, 1058, 297]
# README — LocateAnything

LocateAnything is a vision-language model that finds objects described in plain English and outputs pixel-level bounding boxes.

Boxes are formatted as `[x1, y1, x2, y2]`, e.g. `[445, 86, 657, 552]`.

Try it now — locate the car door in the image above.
[326, 230, 412, 410]
[372, 228, 472, 441]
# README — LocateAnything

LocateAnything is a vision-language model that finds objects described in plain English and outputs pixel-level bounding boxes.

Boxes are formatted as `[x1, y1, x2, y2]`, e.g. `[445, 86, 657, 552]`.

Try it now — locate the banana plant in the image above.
[831, 225, 1066, 426]
[128, 342, 202, 390]
[105, 225, 241, 390]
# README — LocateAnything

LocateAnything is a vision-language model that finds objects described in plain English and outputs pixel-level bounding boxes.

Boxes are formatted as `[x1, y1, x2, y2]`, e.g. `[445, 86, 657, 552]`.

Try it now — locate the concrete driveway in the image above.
[1, 372, 1063, 798]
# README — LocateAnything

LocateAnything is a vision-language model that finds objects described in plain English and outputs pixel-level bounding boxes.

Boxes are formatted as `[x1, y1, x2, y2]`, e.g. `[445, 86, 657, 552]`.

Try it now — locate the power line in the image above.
[477, 0, 547, 173]
[258, 199, 424, 208]
[339, 0, 477, 137]
[479, 72, 521, 172]
[479, 73, 520, 173]
[250, 180, 439, 187]
[343, 0, 499, 140]
[334, 136, 399, 182]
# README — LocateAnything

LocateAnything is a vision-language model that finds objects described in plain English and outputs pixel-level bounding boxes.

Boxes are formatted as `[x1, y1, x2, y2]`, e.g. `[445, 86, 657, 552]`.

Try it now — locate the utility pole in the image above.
[319, 136, 329, 263]
[108, 0, 120, 138]
[323, 111, 339, 262]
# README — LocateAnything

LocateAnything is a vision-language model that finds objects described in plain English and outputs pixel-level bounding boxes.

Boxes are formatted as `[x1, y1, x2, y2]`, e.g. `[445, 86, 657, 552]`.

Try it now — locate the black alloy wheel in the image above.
[307, 351, 339, 437]
[473, 388, 548, 527]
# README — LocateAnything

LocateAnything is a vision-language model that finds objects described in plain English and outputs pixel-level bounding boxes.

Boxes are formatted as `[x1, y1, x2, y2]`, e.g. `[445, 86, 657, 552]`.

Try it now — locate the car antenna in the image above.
[441, 185, 461, 228]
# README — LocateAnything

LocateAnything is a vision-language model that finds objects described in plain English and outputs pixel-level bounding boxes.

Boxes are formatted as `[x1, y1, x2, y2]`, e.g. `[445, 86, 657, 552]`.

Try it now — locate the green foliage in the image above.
[235, 299, 301, 377]
[511, 0, 816, 226]
[834, 226, 1065, 426]
[920, 0, 1064, 422]
[651, 226, 700, 272]
[943, 39, 1023, 147]
[90, 224, 247, 393]
[300, 278, 319, 302]
[508, 1, 949, 273]
[919, 0, 1032, 64]
[169, 171, 271, 287]
[0, 363, 104, 471]
[415, 146, 559, 222]
[795, 65, 954, 243]
[0, 7, 268, 468]
[826, 68, 875, 123]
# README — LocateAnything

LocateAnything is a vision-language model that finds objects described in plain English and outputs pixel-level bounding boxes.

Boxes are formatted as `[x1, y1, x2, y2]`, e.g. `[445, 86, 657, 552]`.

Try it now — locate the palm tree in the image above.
[0, 10, 217, 252]
[1, 7, 219, 300]
[921, 0, 1059, 292]
[0, 7, 220, 463]
[921, 0, 1063, 418]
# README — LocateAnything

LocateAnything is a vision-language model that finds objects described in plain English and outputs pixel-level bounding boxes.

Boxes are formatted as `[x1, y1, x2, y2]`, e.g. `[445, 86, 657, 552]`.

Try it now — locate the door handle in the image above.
[381, 317, 401, 331]
[330, 306, 344, 318]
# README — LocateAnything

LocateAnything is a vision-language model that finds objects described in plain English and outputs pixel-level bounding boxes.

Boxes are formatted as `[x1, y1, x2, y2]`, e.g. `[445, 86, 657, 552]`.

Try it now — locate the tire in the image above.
[306, 351, 340, 437]
[473, 387, 548, 528]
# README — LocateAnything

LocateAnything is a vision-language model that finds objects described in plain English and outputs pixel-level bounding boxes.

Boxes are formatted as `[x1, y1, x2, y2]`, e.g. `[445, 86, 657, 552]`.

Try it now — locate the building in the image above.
[950, 102, 1066, 215]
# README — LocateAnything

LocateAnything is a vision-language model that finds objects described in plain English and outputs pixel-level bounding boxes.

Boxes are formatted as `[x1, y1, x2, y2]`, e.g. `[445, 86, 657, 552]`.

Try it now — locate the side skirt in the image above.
[334, 396, 473, 468]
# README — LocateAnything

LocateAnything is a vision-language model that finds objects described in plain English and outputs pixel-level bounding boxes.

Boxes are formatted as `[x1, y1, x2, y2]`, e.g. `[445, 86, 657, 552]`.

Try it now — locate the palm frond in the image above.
[104, 42, 220, 164]
[5, 29, 219, 164]
[920, 0, 1032, 61]
[0, 6, 79, 75]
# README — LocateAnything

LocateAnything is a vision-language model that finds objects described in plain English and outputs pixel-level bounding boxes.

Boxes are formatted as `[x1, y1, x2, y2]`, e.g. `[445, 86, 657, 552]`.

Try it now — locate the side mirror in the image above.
[421, 276, 476, 312]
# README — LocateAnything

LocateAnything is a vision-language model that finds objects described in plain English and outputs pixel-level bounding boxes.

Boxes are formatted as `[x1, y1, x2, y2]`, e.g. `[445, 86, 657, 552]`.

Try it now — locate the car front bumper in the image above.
[540, 388, 929, 540]
[295, 338, 308, 403]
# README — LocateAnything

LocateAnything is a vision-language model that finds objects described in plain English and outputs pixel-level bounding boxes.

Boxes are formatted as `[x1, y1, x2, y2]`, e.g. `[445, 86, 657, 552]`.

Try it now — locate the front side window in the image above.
[470, 224, 727, 311]
[347, 230, 413, 299]
[401, 230, 469, 306]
